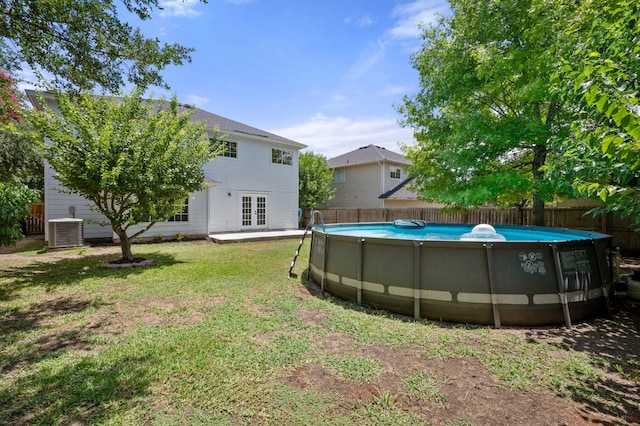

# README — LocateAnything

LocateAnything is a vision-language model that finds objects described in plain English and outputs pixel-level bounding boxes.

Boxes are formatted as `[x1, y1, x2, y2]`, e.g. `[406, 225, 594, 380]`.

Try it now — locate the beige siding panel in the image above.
[383, 162, 407, 195]
[328, 164, 382, 208]
[383, 200, 444, 209]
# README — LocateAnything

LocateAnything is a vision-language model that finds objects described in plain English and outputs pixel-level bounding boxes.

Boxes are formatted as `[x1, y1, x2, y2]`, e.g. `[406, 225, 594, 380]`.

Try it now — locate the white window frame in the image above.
[271, 148, 293, 165]
[333, 170, 345, 183]
[390, 167, 401, 179]
[167, 199, 189, 222]
[214, 139, 237, 158]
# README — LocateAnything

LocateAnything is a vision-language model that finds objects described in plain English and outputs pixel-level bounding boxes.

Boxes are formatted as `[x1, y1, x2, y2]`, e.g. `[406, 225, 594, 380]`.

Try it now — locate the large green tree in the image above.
[0, 71, 41, 246]
[298, 151, 335, 215]
[31, 89, 219, 261]
[0, 120, 43, 190]
[0, 72, 43, 190]
[398, 0, 571, 225]
[0, 0, 202, 92]
[0, 182, 39, 246]
[553, 0, 640, 227]
[0, 71, 22, 125]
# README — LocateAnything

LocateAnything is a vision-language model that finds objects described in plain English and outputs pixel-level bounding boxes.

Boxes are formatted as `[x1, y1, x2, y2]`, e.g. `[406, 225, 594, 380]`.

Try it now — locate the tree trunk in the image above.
[532, 194, 545, 227]
[532, 144, 547, 227]
[114, 228, 134, 261]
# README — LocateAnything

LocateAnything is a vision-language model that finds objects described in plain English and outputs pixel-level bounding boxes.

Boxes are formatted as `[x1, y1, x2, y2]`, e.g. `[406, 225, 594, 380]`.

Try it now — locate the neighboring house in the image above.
[326, 144, 438, 209]
[27, 90, 306, 242]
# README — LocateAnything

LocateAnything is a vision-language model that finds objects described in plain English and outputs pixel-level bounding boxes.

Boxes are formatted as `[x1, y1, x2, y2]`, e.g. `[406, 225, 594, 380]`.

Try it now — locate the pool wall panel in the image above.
[308, 223, 612, 326]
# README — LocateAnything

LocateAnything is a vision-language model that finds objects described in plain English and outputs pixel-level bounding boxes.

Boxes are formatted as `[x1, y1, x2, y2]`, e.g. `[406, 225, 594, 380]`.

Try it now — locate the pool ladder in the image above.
[288, 210, 325, 279]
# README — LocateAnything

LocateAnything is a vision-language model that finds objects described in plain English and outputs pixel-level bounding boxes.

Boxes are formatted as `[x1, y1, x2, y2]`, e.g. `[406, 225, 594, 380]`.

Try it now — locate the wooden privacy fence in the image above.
[305, 207, 640, 252]
[26, 203, 45, 235]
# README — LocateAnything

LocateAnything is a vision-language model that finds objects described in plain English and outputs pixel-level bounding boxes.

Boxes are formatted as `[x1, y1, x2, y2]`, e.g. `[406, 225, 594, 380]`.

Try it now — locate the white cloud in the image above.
[344, 15, 374, 27]
[159, 0, 202, 17]
[345, 1, 448, 80]
[378, 85, 409, 96]
[270, 113, 415, 159]
[184, 94, 210, 107]
[344, 39, 386, 80]
[390, 0, 448, 39]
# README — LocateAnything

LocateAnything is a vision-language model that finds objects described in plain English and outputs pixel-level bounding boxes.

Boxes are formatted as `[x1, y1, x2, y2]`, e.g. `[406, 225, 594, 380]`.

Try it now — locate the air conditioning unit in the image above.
[48, 218, 84, 248]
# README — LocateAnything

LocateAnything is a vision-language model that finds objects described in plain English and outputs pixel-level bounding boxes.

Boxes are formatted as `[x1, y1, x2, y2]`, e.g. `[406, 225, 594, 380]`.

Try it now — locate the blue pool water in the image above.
[316, 223, 605, 242]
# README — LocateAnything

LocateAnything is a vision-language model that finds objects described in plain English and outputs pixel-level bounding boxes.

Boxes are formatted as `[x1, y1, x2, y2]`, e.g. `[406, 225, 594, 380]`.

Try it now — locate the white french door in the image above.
[240, 194, 268, 229]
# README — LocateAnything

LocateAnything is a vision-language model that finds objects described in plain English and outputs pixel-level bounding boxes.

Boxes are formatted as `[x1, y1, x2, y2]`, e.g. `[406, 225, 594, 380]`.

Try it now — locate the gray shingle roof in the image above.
[379, 177, 418, 199]
[328, 144, 411, 168]
[25, 90, 305, 149]
[183, 105, 305, 148]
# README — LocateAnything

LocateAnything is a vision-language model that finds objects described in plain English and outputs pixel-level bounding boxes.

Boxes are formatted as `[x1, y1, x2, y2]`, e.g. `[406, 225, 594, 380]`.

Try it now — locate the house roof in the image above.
[379, 177, 418, 200]
[328, 144, 411, 168]
[183, 104, 305, 148]
[25, 90, 306, 149]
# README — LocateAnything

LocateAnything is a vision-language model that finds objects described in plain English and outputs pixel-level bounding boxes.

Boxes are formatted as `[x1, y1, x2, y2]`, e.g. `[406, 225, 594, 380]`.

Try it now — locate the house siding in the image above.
[128, 189, 209, 240]
[383, 163, 407, 195]
[44, 157, 113, 240]
[37, 93, 304, 242]
[383, 199, 444, 208]
[204, 138, 299, 232]
[327, 163, 383, 208]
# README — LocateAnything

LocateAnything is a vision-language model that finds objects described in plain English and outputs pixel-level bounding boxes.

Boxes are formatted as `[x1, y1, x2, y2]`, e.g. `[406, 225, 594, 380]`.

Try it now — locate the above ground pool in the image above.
[308, 222, 612, 327]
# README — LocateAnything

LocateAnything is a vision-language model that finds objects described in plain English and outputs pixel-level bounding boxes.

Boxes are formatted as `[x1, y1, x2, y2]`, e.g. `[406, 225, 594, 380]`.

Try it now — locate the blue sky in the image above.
[29, 0, 451, 159]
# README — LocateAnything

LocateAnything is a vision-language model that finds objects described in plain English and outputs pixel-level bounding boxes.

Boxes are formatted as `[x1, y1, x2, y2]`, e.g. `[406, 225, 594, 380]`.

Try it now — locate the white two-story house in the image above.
[27, 90, 306, 242]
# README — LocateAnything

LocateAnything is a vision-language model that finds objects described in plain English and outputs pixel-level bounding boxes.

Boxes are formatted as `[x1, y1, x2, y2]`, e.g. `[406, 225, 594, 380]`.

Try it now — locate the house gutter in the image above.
[379, 161, 385, 208]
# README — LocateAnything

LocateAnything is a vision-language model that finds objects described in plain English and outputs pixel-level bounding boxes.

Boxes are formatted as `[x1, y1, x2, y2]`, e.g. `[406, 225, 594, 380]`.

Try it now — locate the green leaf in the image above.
[595, 93, 609, 112]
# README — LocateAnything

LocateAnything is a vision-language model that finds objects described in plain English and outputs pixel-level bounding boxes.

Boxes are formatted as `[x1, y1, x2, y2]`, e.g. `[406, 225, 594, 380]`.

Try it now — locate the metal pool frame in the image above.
[308, 223, 612, 327]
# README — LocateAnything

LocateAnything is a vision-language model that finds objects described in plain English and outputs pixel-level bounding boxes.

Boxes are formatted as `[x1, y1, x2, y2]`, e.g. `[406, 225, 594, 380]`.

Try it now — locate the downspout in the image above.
[379, 161, 385, 208]
[206, 185, 210, 236]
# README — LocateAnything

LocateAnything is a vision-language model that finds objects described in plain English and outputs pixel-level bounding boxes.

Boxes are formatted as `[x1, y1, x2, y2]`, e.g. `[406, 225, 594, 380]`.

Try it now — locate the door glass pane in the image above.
[242, 196, 252, 226]
[256, 196, 266, 226]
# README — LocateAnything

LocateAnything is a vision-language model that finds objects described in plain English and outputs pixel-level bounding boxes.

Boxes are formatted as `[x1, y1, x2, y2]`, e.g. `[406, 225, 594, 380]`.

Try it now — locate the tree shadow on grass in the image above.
[0, 251, 182, 423]
[0, 296, 114, 375]
[0, 348, 156, 424]
[0, 252, 182, 301]
[526, 299, 640, 425]
[0, 294, 157, 424]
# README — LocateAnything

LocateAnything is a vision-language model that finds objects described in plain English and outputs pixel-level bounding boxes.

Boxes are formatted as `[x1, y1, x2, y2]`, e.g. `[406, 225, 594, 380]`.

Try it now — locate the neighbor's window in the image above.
[213, 139, 237, 158]
[333, 170, 345, 183]
[272, 148, 292, 165]
[168, 199, 189, 222]
[390, 167, 401, 179]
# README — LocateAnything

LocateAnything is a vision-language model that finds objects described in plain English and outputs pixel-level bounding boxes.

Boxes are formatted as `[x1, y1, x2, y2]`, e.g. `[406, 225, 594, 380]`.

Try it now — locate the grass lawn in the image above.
[1, 239, 639, 425]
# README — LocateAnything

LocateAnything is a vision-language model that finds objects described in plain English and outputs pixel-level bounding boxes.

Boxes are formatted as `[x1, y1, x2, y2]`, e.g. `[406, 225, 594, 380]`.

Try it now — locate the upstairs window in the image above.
[213, 139, 237, 158]
[333, 170, 345, 183]
[390, 167, 401, 179]
[168, 199, 189, 222]
[272, 148, 292, 165]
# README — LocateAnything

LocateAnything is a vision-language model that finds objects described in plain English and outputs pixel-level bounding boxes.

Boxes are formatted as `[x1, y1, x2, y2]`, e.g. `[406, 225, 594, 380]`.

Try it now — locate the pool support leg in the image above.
[414, 242, 423, 320]
[551, 243, 573, 329]
[594, 240, 612, 316]
[320, 234, 329, 296]
[357, 238, 364, 305]
[484, 243, 502, 328]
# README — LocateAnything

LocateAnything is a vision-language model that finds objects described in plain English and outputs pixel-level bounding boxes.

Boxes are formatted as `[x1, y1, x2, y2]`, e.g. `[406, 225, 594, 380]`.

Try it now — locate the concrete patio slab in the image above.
[208, 229, 305, 243]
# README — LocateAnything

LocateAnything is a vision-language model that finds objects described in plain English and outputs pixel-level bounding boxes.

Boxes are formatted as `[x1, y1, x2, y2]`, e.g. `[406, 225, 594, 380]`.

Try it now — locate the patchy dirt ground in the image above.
[295, 268, 640, 426]
[2, 237, 640, 425]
